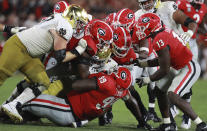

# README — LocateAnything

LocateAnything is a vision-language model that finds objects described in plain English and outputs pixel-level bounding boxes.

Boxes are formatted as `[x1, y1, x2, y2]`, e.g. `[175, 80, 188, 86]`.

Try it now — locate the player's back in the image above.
[152, 28, 192, 69]
[16, 14, 73, 57]
[67, 73, 128, 120]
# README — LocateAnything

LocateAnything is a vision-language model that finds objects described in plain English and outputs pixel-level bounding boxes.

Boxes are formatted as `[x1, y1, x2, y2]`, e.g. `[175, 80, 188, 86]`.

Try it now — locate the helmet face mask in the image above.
[138, 0, 158, 13]
[62, 5, 89, 30]
[191, 0, 204, 4]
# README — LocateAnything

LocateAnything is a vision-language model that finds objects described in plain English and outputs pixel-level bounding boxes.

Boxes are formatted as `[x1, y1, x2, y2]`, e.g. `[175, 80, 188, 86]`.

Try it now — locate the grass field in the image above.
[0, 75, 207, 131]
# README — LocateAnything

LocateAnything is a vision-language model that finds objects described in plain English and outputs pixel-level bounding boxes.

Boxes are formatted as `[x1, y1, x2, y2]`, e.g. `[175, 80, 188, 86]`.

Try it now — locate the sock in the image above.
[194, 117, 202, 125]
[148, 103, 155, 112]
[13, 88, 36, 105]
[163, 118, 171, 124]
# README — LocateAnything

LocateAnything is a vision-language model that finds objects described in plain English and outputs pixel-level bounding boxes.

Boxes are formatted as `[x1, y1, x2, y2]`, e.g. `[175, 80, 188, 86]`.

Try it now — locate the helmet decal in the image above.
[120, 71, 127, 80]
[127, 13, 134, 19]
[113, 33, 119, 41]
[98, 28, 105, 36]
[142, 17, 150, 23]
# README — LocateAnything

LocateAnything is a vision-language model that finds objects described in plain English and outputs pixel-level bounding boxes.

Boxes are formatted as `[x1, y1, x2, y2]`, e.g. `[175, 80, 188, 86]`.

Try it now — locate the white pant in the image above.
[23, 94, 75, 126]
[156, 59, 201, 97]
[189, 38, 198, 60]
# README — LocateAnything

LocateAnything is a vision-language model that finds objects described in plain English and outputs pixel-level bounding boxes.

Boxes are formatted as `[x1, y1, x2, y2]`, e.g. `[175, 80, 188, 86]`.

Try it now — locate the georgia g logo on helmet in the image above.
[142, 17, 150, 23]
[120, 71, 127, 80]
[127, 13, 134, 19]
[98, 28, 105, 36]
[113, 33, 119, 41]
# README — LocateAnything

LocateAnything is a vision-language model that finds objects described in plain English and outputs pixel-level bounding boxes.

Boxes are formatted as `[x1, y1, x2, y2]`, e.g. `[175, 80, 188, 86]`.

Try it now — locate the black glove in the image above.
[3, 25, 26, 34]
[136, 77, 151, 88]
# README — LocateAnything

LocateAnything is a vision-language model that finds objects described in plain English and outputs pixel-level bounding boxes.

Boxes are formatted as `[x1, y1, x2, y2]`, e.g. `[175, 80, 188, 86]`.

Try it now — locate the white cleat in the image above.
[2, 102, 23, 124]
[71, 120, 89, 128]
[180, 114, 191, 129]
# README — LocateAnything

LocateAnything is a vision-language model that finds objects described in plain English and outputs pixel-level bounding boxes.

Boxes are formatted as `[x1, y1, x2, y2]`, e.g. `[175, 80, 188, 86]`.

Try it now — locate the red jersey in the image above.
[112, 48, 137, 65]
[152, 28, 193, 70]
[67, 72, 129, 121]
[176, 0, 207, 38]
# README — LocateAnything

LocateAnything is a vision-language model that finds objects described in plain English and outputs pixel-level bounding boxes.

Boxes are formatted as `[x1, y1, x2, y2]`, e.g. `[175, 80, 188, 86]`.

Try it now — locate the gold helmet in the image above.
[62, 4, 89, 29]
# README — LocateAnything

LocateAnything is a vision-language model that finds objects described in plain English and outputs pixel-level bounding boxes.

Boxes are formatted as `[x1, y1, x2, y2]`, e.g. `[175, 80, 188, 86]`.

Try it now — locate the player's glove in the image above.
[132, 59, 148, 67]
[3, 25, 27, 34]
[180, 30, 193, 43]
[136, 77, 151, 88]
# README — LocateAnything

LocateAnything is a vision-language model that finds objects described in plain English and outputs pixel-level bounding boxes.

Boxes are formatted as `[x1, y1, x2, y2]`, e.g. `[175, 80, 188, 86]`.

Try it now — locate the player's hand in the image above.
[11, 27, 27, 34]
[136, 77, 151, 88]
[180, 30, 193, 43]
[132, 59, 148, 67]
[132, 59, 141, 66]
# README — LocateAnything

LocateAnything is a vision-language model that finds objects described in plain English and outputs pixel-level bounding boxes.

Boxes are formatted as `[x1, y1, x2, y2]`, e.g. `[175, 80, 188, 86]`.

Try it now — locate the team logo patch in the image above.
[142, 17, 150, 23]
[98, 28, 105, 36]
[59, 28, 66, 36]
[120, 71, 127, 80]
[55, 4, 60, 10]
[127, 13, 134, 19]
[113, 33, 119, 41]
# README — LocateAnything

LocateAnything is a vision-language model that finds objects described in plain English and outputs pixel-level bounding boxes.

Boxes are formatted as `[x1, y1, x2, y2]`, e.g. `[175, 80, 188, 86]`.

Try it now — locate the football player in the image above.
[114, 8, 161, 122]
[135, 0, 198, 125]
[176, 0, 207, 128]
[21, 66, 142, 127]
[134, 13, 207, 131]
[1, 5, 89, 123]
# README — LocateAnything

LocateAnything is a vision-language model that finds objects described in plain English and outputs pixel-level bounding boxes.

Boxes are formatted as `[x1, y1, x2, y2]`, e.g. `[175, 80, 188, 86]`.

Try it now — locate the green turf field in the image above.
[0, 75, 206, 131]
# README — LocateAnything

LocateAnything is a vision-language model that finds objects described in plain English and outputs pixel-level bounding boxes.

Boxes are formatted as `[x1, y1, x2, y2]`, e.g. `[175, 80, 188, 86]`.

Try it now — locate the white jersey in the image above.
[135, 1, 184, 35]
[17, 14, 73, 57]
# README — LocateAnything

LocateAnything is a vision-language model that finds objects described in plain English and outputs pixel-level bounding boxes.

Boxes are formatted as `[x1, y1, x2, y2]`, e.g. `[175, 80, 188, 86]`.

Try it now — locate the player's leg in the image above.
[167, 59, 207, 130]
[0, 35, 29, 86]
[22, 94, 76, 126]
[2, 58, 50, 123]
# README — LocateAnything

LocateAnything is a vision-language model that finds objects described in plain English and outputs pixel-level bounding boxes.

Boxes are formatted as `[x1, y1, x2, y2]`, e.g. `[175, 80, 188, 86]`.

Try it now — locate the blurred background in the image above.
[0, 0, 206, 78]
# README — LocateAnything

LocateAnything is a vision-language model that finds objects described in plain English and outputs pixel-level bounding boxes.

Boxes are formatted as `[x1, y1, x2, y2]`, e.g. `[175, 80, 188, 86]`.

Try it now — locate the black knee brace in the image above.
[28, 83, 42, 97]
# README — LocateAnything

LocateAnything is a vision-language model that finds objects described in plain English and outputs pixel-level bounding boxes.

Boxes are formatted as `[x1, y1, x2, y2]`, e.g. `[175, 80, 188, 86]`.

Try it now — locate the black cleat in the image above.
[153, 123, 176, 131]
[196, 122, 207, 131]
[137, 123, 153, 130]
[146, 111, 162, 122]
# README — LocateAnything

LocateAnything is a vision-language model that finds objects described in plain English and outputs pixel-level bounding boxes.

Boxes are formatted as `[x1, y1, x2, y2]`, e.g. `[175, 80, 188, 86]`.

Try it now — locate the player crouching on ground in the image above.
[133, 13, 207, 131]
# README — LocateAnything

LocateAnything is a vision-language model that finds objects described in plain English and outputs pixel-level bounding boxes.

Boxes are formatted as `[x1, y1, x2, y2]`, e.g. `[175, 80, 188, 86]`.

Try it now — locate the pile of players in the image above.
[0, 0, 207, 131]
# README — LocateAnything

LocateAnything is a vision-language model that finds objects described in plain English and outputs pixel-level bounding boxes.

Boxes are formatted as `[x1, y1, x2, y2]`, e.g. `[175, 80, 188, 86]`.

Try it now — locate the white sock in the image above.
[194, 117, 202, 125]
[163, 118, 171, 124]
[12, 88, 36, 105]
[149, 103, 155, 108]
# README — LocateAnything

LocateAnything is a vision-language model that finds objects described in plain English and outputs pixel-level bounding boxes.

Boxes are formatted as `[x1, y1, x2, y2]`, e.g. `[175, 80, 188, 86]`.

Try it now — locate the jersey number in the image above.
[193, 14, 200, 23]
[98, 76, 107, 84]
[156, 39, 165, 48]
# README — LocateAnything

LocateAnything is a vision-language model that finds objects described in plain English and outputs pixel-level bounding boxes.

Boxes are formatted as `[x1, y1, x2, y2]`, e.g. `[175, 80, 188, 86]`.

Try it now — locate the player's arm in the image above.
[71, 78, 98, 92]
[197, 14, 207, 34]
[137, 39, 149, 60]
[149, 46, 171, 82]
[173, 10, 197, 32]
[0, 23, 26, 34]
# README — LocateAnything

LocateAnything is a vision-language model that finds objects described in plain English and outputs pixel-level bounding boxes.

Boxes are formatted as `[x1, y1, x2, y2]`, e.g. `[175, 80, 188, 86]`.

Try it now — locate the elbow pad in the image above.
[184, 17, 195, 27]
[54, 49, 66, 63]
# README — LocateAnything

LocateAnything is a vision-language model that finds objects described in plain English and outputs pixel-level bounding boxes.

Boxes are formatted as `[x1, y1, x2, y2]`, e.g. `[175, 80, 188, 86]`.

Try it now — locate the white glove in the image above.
[11, 27, 27, 34]
[136, 77, 151, 88]
[180, 30, 194, 43]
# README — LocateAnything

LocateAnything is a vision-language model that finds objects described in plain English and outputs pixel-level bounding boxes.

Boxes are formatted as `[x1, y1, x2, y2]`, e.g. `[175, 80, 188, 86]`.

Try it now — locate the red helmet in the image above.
[111, 66, 132, 90]
[112, 27, 132, 58]
[104, 13, 116, 26]
[85, 19, 113, 62]
[53, 1, 69, 14]
[134, 13, 162, 40]
[114, 8, 135, 32]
